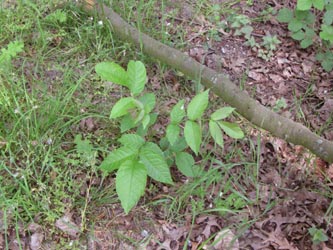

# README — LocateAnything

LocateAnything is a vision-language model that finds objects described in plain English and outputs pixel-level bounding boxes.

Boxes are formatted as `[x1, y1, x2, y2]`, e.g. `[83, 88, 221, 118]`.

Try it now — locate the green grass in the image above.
[0, 1, 126, 247]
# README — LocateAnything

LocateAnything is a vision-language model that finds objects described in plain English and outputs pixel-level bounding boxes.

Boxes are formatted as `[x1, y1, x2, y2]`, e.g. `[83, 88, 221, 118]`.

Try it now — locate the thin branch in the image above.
[79, 1, 333, 163]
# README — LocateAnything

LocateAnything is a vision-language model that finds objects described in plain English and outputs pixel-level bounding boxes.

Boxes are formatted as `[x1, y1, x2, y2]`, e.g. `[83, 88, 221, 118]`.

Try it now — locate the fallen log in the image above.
[78, 1, 333, 163]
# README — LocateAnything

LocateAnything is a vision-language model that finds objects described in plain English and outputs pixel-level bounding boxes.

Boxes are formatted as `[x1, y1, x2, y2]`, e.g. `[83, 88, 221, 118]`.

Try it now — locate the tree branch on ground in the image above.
[79, 1, 333, 163]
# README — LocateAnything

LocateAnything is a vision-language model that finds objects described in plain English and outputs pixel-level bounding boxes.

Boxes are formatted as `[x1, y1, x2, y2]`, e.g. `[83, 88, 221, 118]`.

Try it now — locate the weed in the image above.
[277, 0, 333, 71]
[308, 226, 329, 244]
[273, 97, 287, 112]
[95, 60, 244, 213]
[228, 14, 280, 61]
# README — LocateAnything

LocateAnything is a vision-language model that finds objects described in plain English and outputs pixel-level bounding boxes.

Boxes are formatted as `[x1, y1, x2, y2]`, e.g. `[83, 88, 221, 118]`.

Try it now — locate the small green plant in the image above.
[277, 0, 333, 71]
[228, 15, 280, 61]
[316, 50, 333, 71]
[95, 60, 244, 213]
[45, 9, 68, 24]
[257, 34, 281, 61]
[214, 192, 248, 215]
[273, 97, 287, 112]
[308, 227, 328, 244]
[0, 40, 24, 70]
[229, 14, 253, 39]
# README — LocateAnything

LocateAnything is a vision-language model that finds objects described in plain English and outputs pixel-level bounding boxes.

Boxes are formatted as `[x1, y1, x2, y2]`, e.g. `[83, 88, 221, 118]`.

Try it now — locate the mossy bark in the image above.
[79, 1, 333, 163]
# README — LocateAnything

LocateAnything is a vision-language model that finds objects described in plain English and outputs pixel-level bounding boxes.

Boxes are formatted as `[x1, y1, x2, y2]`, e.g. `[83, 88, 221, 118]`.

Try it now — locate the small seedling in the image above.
[316, 50, 333, 71]
[0, 40, 24, 70]
[228, 14, 280, 60]
[277, 7, 316, 48]
[308, 227, 328, 244]
[273, 97, 287, 112]
[257, 34, 281, 61]
[95, 60, 244, 213]
[277, 0, 333, 71]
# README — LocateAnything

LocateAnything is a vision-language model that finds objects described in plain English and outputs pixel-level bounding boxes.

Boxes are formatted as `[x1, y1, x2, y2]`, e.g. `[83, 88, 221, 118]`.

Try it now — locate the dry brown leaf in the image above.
[248, 71, 265, 81]
[80, 117, 96, 131]
[30, 232, 44, 250]
[196, 216, 221, 239]
[302, 61, 314, 74]
[269, 74, 284, 83]
[28, 222, 42, 233]
[210, 229, 239, 250]
[55, 213, 80, 238]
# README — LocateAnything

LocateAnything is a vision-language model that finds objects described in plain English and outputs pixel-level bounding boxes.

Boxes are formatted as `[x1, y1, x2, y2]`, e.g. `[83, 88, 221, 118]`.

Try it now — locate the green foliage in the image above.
[187, 89, 209, 120]
[277, 0, 333, 71]
[228, 15, 280, 61]
[229, 15, 253, 39]
[184, 120, 202, 155]
[209, 107, 244, 148]
[95, 61, 129, 86]
[116, 160, 147, 214]
[273, 97, 287, 112]
[175, 152, 200, 177]
[0, 40, 24, 70]
[316, 50, 333, 71]
[74, 134, 94, 159]
[95, 60, 244, 213]
[277, 8, 316, 48]
[297, 0, 324, 11]
[45, 9, 68, 23]
[308, 227, 328, 244]
[215, 192, 248, 212]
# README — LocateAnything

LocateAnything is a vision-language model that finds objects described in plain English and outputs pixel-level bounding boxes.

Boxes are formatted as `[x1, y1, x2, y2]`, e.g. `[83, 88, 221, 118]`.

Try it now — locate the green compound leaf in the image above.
[211, 107, 235, 121]
[138, 93, 156, 113]
[141, 114, 150, 130]
[140, 142, 173, 184]
[300, 38, 313, 48]
[291, 30, 305, 40]
[322, 59, 333, 72]
[209, 120, 224, 148]
[95, 62, 129, 87]
[74, 135, 93, 156]
[320, 24, 333, 44]
[110, 97, 137, 119]
[316, 51, 333, 72]
[218, 121, 244, 139]
[1, 40, 24, 58]
[184, 120, 202, 155]
[277, 8, 294, 23]
[166, 123, 180, 146]
[175, 152, 200, 177]
[288, 19, 304, 32]
[308, 227, 329, 244]
[118, 134, 145, 149]
[120, 114, 136, 132]
[116, 160, 147, 214]
[0, 41, 24, 67]
[169, 137, 187, 152]
[296, 0, 312, 10]
[127, 60, 147, 95]
[323, 10, 333, 25]
[100, 146, 138, 173]
[305, 27, 316, 38]
[313, 0, 324, 11]
[170, 99, 185, 124]
[187, 89, 209, 120]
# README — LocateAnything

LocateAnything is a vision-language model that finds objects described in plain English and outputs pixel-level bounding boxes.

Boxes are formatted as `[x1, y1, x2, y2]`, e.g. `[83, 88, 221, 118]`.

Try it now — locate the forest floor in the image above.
[1, 0, 333, 249]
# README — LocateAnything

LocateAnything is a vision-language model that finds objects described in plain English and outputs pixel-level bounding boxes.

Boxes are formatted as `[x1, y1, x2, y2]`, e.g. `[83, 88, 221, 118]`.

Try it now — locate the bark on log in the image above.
[79, 1, 333, 163]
